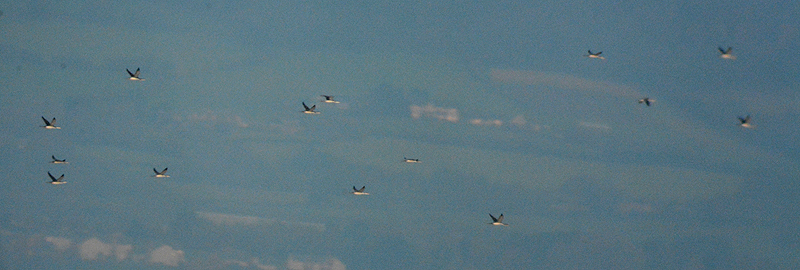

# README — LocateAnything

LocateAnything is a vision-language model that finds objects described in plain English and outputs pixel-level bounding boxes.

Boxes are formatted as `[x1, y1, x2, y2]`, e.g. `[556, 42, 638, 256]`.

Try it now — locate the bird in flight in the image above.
[489, 213, 508, 226]
[638, 98, 655, 106]
[403, 157, 421, 163]
[153, 168, 170, 178]
[586, 50, 605, 60]
[321, 95, 340, 104]
[41, 116, 60, 129]
[47, 171, 67, 185]
[738, 115, 754, 128]
[50, 155, 68, 164]
[126, 68, 144, 81]
[302, 102, 320, 114]
[718, 47, 736, 60]
[352, 186, 369, 195]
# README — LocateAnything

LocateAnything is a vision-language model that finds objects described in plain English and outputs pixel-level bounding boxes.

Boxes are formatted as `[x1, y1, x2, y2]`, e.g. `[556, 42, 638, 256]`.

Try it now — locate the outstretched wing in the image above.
[497, 214, 504, 223]
[133, 68, 141, 77]
[357, 186, 366, 192]
[127, 68, 135, 77]
[489, 213, 498, 222]
[41, 116, 51, 126]
[302, 102, 311, 111]
[738, 115, 750, 123]
[159, 168, 168, 174]
[48, 171, 56, 181]
[50, 118, 57, 126]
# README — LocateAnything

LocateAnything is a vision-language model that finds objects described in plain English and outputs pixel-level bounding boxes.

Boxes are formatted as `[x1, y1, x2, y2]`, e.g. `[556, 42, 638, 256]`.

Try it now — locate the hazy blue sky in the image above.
[1, 1, 799, 269]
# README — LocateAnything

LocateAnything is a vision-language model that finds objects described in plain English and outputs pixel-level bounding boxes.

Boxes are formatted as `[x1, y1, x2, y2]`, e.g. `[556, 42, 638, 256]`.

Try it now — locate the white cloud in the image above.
[490, 68, 639, 97]
[150, 245, 185, 267]
[197, 211, 264, 226]
[224, 259, 250, 267]
[253, 258, 279, 270]
[79, 237, 113, 260]
[469, 119, 503, 126]
[510, 115, 527, 126]
[221, 258, 279, 269]
[286, 258, 346, 270]
[410, 104, 459, 122]
[115, 244, 133, 261]
[45, 236, 72, 251]
[195, 211, 326, 232]
[76, 237, 134, 261]
[578, 121, 612, 131]
[257, 265, 279, 270]
[173, 110, 250, 128]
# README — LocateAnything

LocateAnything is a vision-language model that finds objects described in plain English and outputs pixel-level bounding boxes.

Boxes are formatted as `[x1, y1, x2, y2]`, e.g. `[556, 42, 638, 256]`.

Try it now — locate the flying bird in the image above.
[638, 98, 655, 106]
[41, 116, 60, 129]
[738, 115, 754, 128]
[302, 102, 320, 114]
[47, 171, 67, 185]
[321, 95, 340, 103]
[403, 157, 421, 163]
[352, 186, 369, 195]
[126, 68, 144, 81]
[586, 50, 605, 60]
[718, 47, 736, 60]
[50, 155, 68, 164]
[489, 213, 508, 226]
[153, 168, 170, 178]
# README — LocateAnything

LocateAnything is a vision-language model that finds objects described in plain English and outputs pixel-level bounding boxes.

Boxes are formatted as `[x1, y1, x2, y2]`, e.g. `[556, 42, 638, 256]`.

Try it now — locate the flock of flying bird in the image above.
[39, 47, 747, 227]
[588, 47, 753, 128]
